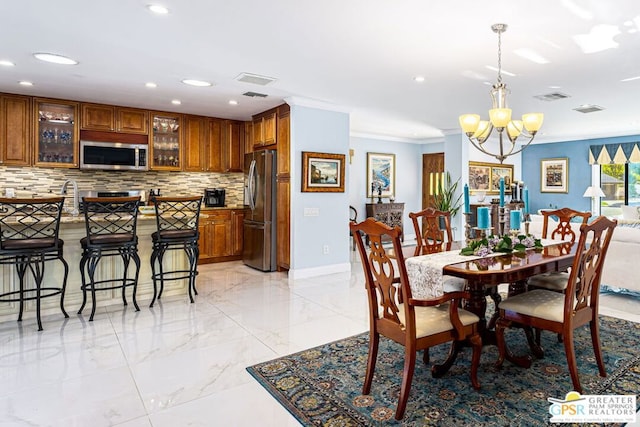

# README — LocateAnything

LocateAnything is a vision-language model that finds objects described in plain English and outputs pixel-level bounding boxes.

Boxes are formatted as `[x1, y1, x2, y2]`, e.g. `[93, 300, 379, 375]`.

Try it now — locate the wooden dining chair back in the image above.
[350, 217, 481, 420]
[495, 215, 618, 393]
[409, 207, 453, 256]
[541, 207, 592, 243]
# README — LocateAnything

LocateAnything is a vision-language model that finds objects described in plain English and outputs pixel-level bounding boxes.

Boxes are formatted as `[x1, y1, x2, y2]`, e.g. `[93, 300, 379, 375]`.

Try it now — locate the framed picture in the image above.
[541, 158, 569, 193]
[468, 161, 513, 195]
[301, 151, 345, 192]
[367, 152, 396, 198]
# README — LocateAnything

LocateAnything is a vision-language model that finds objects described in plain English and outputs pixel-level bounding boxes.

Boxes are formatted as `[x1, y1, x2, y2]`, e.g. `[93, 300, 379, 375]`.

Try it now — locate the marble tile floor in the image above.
[0, 258, 638, 426]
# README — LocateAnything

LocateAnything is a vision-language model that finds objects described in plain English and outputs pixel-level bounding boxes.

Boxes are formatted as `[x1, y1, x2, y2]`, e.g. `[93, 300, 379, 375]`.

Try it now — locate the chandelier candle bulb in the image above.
[510, 209, 522, 231]
[464, 184, 470, 213]
[477, 206, 490, 229]
[499, 177, 505, 207]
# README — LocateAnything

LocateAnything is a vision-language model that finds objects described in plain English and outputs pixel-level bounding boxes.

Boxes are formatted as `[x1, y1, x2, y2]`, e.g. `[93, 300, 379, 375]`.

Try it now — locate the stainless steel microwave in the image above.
[80, 140, 148, 171]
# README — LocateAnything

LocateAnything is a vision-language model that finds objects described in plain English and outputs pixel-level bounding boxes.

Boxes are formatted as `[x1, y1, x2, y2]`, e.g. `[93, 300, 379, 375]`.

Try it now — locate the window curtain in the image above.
[589, 142, 640, 164]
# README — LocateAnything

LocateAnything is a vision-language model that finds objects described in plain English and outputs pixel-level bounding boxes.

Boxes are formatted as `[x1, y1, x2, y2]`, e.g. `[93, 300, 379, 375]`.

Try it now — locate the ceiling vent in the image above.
[573, 104, 604, 113]
[534, 92, 570, 101]
[235, 72, 277, 86]
[242, 91, 268, 98]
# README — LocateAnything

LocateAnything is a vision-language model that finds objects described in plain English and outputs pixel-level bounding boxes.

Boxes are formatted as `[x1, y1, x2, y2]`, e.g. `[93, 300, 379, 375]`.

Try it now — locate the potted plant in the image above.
[433, 171, 463, 218]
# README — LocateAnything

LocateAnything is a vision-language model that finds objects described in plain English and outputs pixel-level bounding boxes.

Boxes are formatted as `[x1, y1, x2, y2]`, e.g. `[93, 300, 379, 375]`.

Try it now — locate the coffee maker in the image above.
[204, 188, 226, 207]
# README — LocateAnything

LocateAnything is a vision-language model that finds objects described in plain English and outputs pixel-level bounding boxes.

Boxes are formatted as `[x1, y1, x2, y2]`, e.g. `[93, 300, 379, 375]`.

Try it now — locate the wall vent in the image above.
[534, 92, 570, 101]
[573, 104, 604, 113]
[235, 72, 277, 86]
[242, 91, 268, 98]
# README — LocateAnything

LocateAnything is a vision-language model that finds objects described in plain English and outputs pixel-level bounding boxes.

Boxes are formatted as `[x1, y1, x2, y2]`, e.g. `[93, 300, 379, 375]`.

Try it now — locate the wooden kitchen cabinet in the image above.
[231, 209, 245, 256]
[252, 111, 276, 148]
[150, 112, 182, 170]
[183, 114, 208, 172]
[223, 120, 244, 172]
[81, 104, 148, 134]
[33, 98, 79, 168]
[275, 105, 291, 270]
[198, 208, 245, 263]
[116, 107, 148, 134]
[244, 121, 253, 154]
[0, 94, 31, 166]
[81, 103, 115, 131]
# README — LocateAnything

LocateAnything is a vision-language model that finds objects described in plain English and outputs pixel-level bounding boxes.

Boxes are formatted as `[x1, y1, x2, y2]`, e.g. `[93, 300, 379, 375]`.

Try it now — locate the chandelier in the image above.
[459, 23, 544, 164]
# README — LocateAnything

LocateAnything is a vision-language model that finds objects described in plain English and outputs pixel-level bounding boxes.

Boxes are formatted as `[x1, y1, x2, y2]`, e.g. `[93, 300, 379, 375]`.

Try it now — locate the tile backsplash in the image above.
[1, 166, 245, 207]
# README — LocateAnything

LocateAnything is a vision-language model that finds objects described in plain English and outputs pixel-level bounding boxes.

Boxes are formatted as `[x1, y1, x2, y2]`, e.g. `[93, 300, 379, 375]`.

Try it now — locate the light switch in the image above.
[303, 207, 319, 217]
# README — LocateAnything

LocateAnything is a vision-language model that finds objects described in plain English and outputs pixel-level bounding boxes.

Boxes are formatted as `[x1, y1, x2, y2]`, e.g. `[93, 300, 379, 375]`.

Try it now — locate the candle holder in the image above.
[463, 212, 472, 245]
[498, 206, 506, 236]
[523, 213, 531, 235]
[472, 227, 491, 241]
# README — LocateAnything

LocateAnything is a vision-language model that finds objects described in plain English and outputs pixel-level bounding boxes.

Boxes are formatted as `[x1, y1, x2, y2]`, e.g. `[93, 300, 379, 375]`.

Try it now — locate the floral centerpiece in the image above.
[460, 234, 542, 256]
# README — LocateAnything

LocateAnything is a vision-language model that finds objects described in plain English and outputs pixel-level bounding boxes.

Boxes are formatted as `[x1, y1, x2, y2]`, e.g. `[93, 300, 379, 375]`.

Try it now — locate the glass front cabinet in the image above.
[33, 99, 79, 168]
[150, 112, 182, 170]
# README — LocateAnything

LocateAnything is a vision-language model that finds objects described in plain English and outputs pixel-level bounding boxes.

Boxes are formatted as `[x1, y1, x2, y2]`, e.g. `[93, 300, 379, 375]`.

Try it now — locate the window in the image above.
[600, 163, 640, 217]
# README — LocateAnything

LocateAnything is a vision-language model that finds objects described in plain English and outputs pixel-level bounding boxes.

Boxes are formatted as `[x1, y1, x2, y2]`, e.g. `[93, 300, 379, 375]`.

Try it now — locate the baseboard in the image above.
[288, 262, 351, 279]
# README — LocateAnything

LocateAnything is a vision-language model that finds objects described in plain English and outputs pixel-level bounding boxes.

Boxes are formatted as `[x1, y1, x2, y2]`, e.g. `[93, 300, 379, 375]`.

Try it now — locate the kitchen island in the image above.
[0, 213, 188, 322]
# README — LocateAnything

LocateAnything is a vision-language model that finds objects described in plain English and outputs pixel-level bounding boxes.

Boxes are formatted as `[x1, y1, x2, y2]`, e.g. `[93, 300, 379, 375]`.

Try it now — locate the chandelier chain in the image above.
[497, 28, 502, 84]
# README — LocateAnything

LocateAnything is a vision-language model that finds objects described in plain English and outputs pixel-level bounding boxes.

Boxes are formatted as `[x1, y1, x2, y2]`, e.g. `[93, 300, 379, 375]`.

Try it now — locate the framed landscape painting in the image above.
[541, 158, 569, 193]
[468, 161, 513, 195]
[367, 152, 395, 198]
[301, 151, 345, 192]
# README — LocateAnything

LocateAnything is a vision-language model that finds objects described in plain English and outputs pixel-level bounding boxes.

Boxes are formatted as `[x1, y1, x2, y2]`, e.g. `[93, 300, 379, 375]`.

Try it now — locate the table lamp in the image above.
[583, 186, 605, 215]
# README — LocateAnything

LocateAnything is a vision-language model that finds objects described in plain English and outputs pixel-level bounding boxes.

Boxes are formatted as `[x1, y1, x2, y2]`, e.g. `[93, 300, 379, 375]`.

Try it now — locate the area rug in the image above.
[247, 316, 640, 426]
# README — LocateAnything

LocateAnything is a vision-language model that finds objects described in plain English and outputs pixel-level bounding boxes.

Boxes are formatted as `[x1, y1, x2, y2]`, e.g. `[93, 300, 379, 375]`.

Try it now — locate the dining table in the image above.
[405, 240, 578, 349]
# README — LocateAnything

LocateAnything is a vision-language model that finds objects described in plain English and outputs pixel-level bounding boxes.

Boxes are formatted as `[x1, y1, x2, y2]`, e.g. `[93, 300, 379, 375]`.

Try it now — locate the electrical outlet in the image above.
[323, 245, 329, 254]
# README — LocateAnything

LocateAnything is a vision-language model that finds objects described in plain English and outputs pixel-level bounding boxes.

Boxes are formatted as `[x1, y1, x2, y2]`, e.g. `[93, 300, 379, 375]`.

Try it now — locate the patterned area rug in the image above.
[247, 316, 640, 426]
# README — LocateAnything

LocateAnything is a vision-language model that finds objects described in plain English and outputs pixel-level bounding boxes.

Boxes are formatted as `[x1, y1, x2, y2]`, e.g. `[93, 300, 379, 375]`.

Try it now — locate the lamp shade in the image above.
[583, 186, 605, 198]
[522, 113, 544, 133]
[459, 114, 480, 134]
[489, 108, 512, 128]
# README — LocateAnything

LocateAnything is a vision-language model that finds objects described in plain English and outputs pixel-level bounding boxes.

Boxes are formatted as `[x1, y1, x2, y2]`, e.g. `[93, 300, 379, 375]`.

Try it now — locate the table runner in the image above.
[405, 239, 568, 299]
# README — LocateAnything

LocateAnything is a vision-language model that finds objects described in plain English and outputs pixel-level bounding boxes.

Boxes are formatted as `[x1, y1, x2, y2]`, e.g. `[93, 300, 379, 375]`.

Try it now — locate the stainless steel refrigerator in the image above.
[243, 150, 277, 271]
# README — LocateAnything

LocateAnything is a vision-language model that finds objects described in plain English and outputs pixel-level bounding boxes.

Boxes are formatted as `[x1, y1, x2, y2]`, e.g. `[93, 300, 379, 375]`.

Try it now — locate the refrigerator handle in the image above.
[248, 159, 257, 210]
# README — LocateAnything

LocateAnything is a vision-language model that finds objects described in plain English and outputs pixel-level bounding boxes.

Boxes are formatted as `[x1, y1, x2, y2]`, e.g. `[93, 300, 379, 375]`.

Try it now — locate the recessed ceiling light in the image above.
[413, 76, 425, 83]
[228, 100, 238, 105]
[18, 81, 33, 86]
[145, 82, 157, 88]
[621, 75, 640, 82]
[147, 4, 169, 14]
[33, 53, 78, 65]
[181, 79, 212, 87]
[171, 99, 181, 105]
[0, 60, 15, 67]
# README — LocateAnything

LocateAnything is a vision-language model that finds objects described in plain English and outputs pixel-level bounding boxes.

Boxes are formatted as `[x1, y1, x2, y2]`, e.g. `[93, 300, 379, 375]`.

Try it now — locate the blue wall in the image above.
[348, 136, 424, 239]
[522, 134, 640, 214]
[289, 103, 351, 275]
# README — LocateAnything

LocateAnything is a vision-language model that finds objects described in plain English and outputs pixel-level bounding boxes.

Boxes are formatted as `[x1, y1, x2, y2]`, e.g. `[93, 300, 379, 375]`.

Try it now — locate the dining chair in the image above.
[527, 207, 592, 292]
[495, 216, 617, 393]
[350, 217, 481, 420]
[409, 207, 454, 256]
[349, 205, 358, 252]
[527, 208, 592, 344]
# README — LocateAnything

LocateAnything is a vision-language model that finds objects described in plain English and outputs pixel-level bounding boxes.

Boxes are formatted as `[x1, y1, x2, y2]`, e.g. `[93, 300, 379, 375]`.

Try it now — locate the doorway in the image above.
[422, 153, 445, 209]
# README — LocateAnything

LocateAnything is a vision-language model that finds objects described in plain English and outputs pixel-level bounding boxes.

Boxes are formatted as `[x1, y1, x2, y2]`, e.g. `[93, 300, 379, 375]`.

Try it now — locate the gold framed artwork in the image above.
[541, 158, 569, 193]
[366, 152, 396, 198]
[468, 161, 514, 195]
[301, 151, 345, 192]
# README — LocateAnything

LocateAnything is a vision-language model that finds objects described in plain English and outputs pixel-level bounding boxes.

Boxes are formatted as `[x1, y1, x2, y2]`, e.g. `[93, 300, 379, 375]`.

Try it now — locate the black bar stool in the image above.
[149, 196, 202, 307]
[79, 196, 141, 321]
[0, 197, 69, 331]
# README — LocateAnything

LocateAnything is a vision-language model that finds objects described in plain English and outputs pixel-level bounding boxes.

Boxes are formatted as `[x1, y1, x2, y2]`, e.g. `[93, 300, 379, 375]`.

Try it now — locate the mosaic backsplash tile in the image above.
[1, 166, 244, 208]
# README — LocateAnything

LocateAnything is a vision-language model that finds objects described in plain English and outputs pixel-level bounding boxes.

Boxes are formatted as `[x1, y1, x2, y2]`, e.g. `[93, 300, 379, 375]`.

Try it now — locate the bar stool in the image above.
[79, 196, 141, 321]
[0, 197, 69, 331]
[149, 196, 202, 307]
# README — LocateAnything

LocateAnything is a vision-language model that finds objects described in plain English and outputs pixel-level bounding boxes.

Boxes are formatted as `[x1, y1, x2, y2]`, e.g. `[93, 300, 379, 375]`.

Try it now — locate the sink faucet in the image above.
[60, 179, 79, 216]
